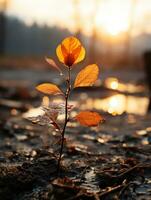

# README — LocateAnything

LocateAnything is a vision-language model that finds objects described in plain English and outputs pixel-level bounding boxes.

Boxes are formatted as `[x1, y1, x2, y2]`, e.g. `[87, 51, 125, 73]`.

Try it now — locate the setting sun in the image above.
[95, 0, 130, 36]
[98, 16, 129, 36]
[96, 16, 129, 36]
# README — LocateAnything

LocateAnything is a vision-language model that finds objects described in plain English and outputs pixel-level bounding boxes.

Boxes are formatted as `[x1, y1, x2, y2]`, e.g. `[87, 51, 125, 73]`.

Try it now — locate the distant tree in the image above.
[0, 0, 7, 55]
[5, 16, 72, 56]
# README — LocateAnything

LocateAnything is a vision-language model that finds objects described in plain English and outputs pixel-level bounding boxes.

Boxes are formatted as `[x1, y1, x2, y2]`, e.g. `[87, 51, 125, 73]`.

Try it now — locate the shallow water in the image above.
[77, 77, 149, 116]
[24, 93, 149, 119]
[79, 94, 149, 115]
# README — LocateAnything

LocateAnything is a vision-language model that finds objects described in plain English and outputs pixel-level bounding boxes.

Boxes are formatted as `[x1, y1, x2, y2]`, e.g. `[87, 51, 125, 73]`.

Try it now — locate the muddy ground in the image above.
[0, 68, 151, 200]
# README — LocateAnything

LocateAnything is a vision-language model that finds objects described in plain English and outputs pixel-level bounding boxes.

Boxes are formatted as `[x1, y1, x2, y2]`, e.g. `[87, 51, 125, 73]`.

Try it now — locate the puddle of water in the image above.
[105, 77, 145, 93]
[24, 94, 149, 118]
[79, 94, 148, 116]
[23, 78, 149, 117]
[75, 78, 149, 116]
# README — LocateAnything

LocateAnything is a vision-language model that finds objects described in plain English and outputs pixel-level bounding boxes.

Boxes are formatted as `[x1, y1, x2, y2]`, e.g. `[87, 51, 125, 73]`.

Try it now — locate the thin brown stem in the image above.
[57, 67, 71, 176]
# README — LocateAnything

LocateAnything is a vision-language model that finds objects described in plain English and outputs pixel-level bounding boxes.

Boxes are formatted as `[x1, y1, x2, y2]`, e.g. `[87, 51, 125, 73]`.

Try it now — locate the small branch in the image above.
[98, 184, 124, 198]
[118, 182, 132, 198]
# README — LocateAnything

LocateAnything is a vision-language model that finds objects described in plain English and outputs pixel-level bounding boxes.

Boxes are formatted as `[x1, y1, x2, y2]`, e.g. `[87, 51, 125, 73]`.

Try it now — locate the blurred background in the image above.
[0, 0, 151, 116]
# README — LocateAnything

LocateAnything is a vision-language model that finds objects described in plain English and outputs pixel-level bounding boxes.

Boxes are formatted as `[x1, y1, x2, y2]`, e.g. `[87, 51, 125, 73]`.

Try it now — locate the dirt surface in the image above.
[0, 68, 151, 200]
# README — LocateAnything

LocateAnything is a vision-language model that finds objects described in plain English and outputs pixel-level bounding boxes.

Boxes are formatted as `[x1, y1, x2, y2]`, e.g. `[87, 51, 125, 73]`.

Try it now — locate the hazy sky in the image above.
[5, 0, 151, 36]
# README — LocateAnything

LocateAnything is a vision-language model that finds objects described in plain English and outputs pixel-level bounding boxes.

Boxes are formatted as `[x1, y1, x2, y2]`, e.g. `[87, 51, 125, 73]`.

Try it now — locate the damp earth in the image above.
[0, 68, 151, 200]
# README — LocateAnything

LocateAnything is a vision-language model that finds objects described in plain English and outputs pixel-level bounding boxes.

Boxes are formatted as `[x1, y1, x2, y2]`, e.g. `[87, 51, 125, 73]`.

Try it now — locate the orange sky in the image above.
[5, 0, 151, 37]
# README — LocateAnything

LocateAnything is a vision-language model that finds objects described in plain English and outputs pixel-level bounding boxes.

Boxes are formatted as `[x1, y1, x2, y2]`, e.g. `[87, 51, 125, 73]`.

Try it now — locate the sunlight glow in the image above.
[6, 0, 151, 37]
[95, 0, 131, 36]
[42, 96, 49, 107]
[107, 95, 125, 115]
[91, 94, 148, 116]
[105, 78, 119, 90]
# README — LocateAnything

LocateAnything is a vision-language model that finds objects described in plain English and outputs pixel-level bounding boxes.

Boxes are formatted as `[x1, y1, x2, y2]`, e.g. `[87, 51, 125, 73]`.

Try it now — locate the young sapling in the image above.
[30, 36, 104, 175]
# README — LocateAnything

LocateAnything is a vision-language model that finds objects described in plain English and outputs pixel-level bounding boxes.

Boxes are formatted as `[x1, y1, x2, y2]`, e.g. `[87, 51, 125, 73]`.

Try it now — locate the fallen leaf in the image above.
[74, 64, 99, 88]
[75, 111, 104, 126]
[36, 83, 63, 95]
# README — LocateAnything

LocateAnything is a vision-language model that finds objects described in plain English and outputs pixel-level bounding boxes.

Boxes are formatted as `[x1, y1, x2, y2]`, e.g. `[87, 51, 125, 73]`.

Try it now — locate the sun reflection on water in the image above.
[24, 79, 149, 118]
[93, 94, 148, 115]
[105, 78, 119, 90]
[79, 93, 148, 116]
[107, 95, 125, 115]
[105, 77, 145, 93]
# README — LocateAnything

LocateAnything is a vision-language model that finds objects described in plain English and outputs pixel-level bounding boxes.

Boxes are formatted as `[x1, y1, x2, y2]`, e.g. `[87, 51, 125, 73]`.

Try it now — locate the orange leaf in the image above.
[75, 111, 104, 126]
[36, 83, 63, 95]
[45, 57, 62, 74]
[56, 36, 85, 67]
[74, 64, 99, 88]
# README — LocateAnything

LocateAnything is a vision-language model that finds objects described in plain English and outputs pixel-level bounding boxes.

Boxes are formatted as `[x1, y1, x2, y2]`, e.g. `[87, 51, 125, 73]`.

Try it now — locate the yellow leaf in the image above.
[56, 36, 85, 67]
[75, 111, 104, 126]
[74, 64, 99, 88]
[45, 57, 62, 74]
[36, 83, 63, 95]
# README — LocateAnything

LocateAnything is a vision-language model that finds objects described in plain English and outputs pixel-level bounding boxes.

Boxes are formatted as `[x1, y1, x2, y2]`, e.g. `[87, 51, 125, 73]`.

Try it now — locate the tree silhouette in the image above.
[0, 0, 7, 55]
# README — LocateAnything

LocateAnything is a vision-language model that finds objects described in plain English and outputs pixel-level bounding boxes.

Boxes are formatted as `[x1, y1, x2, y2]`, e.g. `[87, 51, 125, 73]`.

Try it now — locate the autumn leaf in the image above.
[36, 83, 63, 95]
[75, 111, 104, 126]
[45, 57, 62, 74]
[74, 64, 99, 88]
[56, 36, 85, 67]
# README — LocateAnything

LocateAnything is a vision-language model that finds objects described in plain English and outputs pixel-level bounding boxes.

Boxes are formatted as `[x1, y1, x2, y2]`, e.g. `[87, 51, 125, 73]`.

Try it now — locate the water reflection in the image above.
[93, 77, 148, 115]
[105, 77, 145, 93]
[105, 77, 119, 90]
[24, 79, 149, 117]
[24, 94, 149, 118]
[81, 94, 148, 116]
